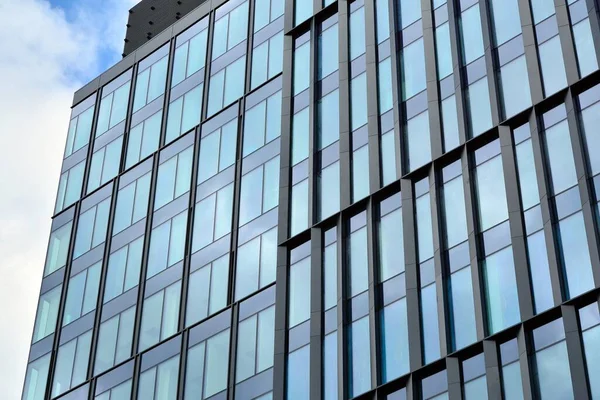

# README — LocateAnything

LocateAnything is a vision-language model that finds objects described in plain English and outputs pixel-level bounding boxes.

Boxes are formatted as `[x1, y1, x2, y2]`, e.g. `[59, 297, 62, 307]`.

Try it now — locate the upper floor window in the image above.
[254, 0, 284, 32]
[96, 72, 132, 137]
[133, 46, 169, 112]
[64, 102, 94, 158]
[172, 20, 208, 87]
[212, 1, 249, 60]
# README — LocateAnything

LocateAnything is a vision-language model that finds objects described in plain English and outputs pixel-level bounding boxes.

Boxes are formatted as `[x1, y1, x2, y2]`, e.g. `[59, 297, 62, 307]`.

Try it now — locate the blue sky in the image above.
[0, 0, 137, 398]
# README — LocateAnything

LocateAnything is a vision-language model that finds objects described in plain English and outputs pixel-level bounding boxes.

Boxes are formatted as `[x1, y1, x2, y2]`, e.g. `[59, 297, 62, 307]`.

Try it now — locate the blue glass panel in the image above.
[483, 247, 520, 334]
[380, 298, 409, 381]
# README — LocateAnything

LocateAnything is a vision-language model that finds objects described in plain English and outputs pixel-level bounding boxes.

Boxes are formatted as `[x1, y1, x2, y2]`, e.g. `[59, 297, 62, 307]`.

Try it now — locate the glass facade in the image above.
[24, 0, 600, 399]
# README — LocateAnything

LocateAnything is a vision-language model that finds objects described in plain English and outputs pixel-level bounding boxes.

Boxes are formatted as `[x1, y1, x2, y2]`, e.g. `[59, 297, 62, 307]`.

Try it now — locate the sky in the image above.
[0, 0, 138, 397]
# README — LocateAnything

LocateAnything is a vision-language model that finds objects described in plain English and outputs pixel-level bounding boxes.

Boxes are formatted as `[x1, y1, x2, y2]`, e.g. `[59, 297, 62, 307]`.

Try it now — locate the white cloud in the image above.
[0, 0, 136, 397]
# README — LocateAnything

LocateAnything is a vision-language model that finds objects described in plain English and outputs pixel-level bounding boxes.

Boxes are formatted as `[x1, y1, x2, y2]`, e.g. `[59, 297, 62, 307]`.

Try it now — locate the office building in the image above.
[23, 0, 600, 399]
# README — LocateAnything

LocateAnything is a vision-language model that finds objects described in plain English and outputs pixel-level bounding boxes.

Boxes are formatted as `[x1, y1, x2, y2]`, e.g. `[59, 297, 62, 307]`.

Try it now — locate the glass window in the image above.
[467, 77, 493, 137]
[291, 179, 309, 236]
[351, 73, 368, 130]
[235, 228, 277, 300]
[460, 5, 485, 64]
[166, 84, 203, 144]
[379, 206, 403, 281]
[236, 305, 275, 382]
[515, 138, 540, 210]
[104, 236, 143, 302]
[63, 262, 101, 325]
[244, 91, 282, 156]
[64, 105, 94, 158]
[406, 111, 431, 171]
[463, 357, 487, 400]
[378, 58, 393, 114]
[32, 285, 62, 342]
[133, 54, 168, 112]
[532, 319, 574, 400]
[398, 0, 421, 29]
[323, 332, 338, 400]
[323, 235, 338, 310]
[500, 340, 524, 400]
[573, 18, 598, 77]
[401, 37, 427, 100]
[113, 172, 151, 235]
[212, 1, 249, 60]
[581, 100, 600, 176]
[239, 156, 280, 226]
[292, 107, 309, 165]
[52, 330, 92, 397]
[538, 36, 567, 96]
[87, 137, 123, 193]
[499, 56, 532, 119]
[489, 0, 521, 45]
[380, 299, 409, 381]
[474, 155, 508, 231]
[73, 198, 111, 258]
[138, 356, 180, 400]
[294, 41, 310, 95]
[186, 255, 229, 326]
[558, 212, 593, 298]
[97, 80, 131, 137]
[483, 246, 520, 334]
[172, 25, 208, 87]
[295, 0, 312, 25]
[185, 329, 230, 398]
[147, 211, 188, 279]
[352, 145, 369, 202]
[544, 120, 577, 194]
[255, 0, 284, 32]
[126, 111, 162, 169]
[55, 160, 85, 214]
[421, 277, 440, 363]
[376, 0, 390, 43]
[318, 161, 340, 221]
[287, 345, 310, 400]
[318, 24, 338, 79]
[44, 222, 72, 276]
[442, 174, 468, 249]
[350, 7, 366, 60]
[97, 90, 129, 145]
[441, 95, 459, 151]
[579, 303, 600, 398]
[349, 316, 371, 397]
[435, 23, 452, 80]
[317, 89, 340, 149]
[448, 266, 477, 350]
[252, 32, 284, 89]
[192, 184, 234, 251]
[139, 281, 181, 351]
[22, 354, 51, 400]
[381, 130, 396, 186]
[531, 0, 555, 23]
[289, 256, 311, 328]
[95, 380, 132, 400]
[208, 57, 246, 116]
[198, 119, 237, 183]
[94, 306, 135, 374]
[155, 147, 193, 210]
[349, 225, 368, 297]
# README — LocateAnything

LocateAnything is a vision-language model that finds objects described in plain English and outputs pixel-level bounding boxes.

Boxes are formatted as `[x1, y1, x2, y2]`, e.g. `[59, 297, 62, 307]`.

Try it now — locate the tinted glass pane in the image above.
[318, 24, 338, 79]
[402, 38, 426, 100]
[287, 346, 310, 400]
[573, 19, 598, 77]
[349, 317, 371, 397]
[539, 36, 567, 96]
[467, 78, 493, 137]
[534, 342, 574, 400]
[289, 257, 311, 327]
[558, 212, 593, 299]
[449, 267, 477, 350]
[379, 208, 404, 281]
[380, 299, 409, 381]
[475, 156, 508, 231]
[489, 0, 521, 45]
[484, 247, 520, 334]
[436, 23, 452, 79]
[499, 56, 532, 118]
[460, 5, 484, 64]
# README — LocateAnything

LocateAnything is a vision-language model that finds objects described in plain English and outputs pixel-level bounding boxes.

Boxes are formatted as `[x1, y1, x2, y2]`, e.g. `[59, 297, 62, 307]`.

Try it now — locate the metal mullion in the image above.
[565, 90, 600, 287]
[335, 215, 347, 400]
[460, 146, 486, 342]
[338, 0, 352, 210]
[528, 109, 564, 306]
[477, 0, 501, 126]
[246, 0, 257, 95]
[202, 11, 217, 123]
[227, 303, 239, 400]
[308, 20, 316, 228]
[482, 339, 502, 400]
[422, 0, 443, 160]
[363, 0, 382, 193]
[515, 325, 535, 400]
[365, 198, 380, 388]
[309, 227, 323, 400]
[159, 38, 178, 149]
[561, 304, 591, 399]
[401, 178, 423, 370]
[387, 0, 404, 178]
[516, 0, 544, 104]
[447, 356, 463, 400]
[555, 0, 581, 84]
[177, 328, 190, 400]
[498, 125, 535, 321]
[273, 242, 290, 399]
